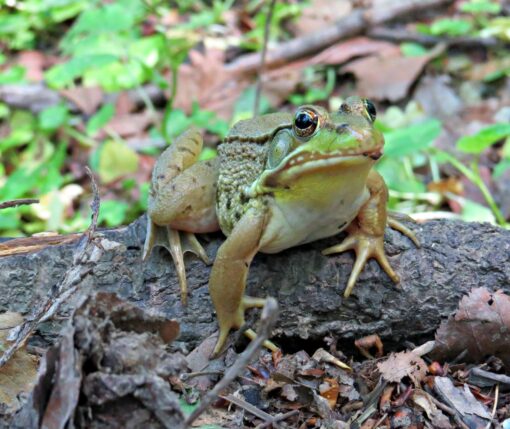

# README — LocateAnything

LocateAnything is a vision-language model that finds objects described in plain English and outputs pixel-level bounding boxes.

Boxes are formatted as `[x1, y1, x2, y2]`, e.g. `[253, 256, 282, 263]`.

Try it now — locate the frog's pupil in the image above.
[295, 112, 313, 130]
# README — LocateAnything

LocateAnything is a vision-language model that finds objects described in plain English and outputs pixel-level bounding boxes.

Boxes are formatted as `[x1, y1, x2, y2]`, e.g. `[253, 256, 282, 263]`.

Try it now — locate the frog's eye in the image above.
[293, 108, 318, 138]
[363, 99, 376, 122]
[268, 131, 292, 169]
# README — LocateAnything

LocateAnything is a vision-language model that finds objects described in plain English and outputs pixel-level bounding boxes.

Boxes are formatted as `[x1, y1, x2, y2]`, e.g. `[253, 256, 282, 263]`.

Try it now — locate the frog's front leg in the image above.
[323, 170, 419, 297]
[209, 207, 278, 357]
[144, 128, 220, 305]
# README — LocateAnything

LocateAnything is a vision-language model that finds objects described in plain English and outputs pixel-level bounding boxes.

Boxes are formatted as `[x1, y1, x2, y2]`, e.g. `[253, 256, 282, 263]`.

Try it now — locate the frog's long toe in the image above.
[323, 232, 399, 298]
[387, 216, 420, 247]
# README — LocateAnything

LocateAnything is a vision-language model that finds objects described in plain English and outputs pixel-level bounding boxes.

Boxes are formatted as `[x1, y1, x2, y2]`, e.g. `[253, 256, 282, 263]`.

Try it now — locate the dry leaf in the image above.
[0, 312, 38, 415]
[319, 377, 340, 409]
[17, 51, 46, 82]
[173, 49, 248, 120]
[60, 86, 104, 115]
[343, 52, 432, 101]
[292, 0, 352, 35]
[377, 351, 427, 384]
[434, 288, 510, 369]
[412, 389, 452, 429]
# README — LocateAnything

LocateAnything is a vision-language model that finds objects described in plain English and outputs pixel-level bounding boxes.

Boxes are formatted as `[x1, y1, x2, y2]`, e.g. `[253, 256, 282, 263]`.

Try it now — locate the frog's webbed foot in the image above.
[323, 226, 399, 298]
[143, 219, 210, 305]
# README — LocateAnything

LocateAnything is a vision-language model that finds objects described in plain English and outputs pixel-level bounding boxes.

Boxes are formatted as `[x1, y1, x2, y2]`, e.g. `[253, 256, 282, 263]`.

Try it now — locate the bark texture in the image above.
[1, 217, 509, 350]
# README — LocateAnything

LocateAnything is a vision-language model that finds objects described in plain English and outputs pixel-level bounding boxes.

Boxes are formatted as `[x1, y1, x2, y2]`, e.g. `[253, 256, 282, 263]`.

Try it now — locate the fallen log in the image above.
[1, 217, 509, 352]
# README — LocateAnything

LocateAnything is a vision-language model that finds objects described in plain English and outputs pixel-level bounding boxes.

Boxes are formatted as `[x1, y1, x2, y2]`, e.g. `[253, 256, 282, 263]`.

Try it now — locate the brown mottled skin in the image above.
[144, 97, 419, 356]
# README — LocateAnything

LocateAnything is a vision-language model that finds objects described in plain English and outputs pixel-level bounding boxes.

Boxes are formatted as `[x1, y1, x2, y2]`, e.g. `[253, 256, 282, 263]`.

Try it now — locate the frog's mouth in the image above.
[283, 148, 382, 170]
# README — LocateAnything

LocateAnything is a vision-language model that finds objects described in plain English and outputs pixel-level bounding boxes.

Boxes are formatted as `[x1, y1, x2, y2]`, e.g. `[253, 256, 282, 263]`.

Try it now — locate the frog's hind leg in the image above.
[143, 128, 220, 305]
[209, 208, 278, 357]
[322, 170, 419, 298]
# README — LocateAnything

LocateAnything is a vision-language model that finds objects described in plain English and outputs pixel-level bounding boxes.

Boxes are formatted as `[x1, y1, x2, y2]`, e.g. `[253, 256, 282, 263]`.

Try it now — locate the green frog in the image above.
[143, 97, 419, 356]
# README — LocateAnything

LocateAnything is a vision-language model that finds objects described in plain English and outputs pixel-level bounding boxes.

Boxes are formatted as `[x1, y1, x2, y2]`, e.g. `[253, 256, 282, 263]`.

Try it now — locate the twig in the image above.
[412, 340, 436, 357]
[227, 0, 453, 74]
[368, 27, 502, 49]
[253, 0, 277, 117]
[182, 298, 279, 428]
[485, 383, 499, 429]
[0, 170, 101, 369]
[222, 394, 276, 424]
[427, 394, 470, 429]
[254, 409, 299, 429]
[0, 199, 39, 210]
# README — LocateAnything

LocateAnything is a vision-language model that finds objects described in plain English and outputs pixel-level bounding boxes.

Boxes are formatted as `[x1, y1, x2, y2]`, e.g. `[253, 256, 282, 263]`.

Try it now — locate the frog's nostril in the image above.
[335, 124, 349, 133]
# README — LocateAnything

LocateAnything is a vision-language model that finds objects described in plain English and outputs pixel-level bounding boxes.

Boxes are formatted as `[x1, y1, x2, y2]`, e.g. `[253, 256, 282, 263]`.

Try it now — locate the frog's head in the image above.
[247, 96, 383, 197]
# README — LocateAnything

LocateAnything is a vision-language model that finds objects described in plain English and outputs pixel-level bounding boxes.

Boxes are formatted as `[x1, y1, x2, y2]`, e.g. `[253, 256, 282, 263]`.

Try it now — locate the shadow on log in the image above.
[0, 217, 509, 351]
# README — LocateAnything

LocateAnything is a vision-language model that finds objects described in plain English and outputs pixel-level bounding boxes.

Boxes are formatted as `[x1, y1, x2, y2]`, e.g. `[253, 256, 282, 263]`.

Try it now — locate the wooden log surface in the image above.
[0, 217, 509, 351]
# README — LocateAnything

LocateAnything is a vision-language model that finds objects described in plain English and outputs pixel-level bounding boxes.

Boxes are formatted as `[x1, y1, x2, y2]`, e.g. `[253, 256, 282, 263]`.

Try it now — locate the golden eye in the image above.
[293, 108, 318, 138]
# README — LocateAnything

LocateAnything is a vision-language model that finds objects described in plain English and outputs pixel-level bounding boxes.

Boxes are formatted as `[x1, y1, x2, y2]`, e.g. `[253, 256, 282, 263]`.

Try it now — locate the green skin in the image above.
[144, 96, 419, 357]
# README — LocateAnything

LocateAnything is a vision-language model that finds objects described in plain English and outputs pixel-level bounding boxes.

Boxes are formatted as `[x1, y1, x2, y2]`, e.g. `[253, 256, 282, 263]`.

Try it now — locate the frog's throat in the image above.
[244, 152, 379, 198]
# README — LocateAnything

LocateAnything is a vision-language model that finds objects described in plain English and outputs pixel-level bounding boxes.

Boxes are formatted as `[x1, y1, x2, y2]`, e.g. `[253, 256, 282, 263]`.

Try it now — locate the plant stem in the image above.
[435, 150, 507, 226]
[253, 0, 277, 117]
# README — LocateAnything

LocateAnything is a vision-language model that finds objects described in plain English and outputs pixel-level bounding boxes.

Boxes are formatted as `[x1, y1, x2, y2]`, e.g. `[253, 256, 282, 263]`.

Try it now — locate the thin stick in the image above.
[255, 409, 300, 429]
[182, 298, 279, 428]
[253, 0, 277, 117]
[485, 383, 499, 429]
[0, 199, 39, 210]
[0, 170, 101, 369]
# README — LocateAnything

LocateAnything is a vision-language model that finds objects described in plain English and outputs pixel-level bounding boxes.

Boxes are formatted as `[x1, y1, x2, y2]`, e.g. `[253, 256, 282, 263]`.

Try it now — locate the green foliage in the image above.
[456, 124, 510, 154]
[289, 67, 336, 106]
[383, 119, 442, 158]
[429, 18, 474, 36]
[400, 42, 429, 57]
[98, 140, 139, 184]
[460, 0, 501, 15]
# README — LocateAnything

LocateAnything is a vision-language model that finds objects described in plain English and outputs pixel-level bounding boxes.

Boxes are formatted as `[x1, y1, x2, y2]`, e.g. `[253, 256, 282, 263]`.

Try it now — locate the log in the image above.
[1, 217, 509, 351]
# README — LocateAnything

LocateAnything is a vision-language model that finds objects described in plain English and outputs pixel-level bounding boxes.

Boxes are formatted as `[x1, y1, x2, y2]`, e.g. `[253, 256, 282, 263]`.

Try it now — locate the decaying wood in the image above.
[0, 217, 509, 352]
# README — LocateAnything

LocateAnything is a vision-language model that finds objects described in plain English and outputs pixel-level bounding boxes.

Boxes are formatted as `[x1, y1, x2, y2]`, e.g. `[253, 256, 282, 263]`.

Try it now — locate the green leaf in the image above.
[0, 66, 26, 84]
[400, 42, 428, 57]
[456, 123, 510, 153]
[460, 199, 495, 223]
[98, 140, 139, 184]
[430, 18, 473, 36]
[460, 0, 501, 14]
[493, 159, 510, 178]
[97, 200, 129, 227]
[383, 119, 442, 157]
[38, 104, 69, 131]
[86, 103, 115, 136]
[45, 54, 118, 88]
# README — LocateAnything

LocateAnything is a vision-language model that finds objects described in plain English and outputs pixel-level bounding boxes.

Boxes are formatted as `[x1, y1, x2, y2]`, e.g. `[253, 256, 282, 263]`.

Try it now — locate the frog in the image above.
[143, 96, 419, 357]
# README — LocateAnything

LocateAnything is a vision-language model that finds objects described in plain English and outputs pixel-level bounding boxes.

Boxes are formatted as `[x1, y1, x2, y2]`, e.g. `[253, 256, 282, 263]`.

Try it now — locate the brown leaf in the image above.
[412, 389, 452, 429]
[0, 312, 38, 414]
[319, 377, 340, 409]
[60, 86, 104, 115]
[377, 351, 427, 384]
[343, 53, 431, 101]
[17, 51, 46, 82]
[292, 0, 352, 35]
[101, 111, 155, 138]
[434, 288, 510, 368]
[174, 49, 247, 120]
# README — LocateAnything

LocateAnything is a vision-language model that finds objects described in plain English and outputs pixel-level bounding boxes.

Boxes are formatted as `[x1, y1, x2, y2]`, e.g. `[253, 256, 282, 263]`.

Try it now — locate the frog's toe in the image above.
[322, 235, 357, 256]
[387, 217, 420, 248]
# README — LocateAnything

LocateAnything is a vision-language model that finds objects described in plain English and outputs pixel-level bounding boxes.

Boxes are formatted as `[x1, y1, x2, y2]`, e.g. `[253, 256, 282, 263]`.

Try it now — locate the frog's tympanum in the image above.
[144, 97, 419, 356]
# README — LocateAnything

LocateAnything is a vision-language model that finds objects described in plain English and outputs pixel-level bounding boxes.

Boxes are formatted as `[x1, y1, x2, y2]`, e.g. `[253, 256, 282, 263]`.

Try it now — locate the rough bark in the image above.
[0, 217, 509, 351]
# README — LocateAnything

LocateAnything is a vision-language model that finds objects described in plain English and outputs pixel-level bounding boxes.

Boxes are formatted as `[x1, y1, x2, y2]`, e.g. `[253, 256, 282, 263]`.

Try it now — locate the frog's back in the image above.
[216, 113, 291, 235]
